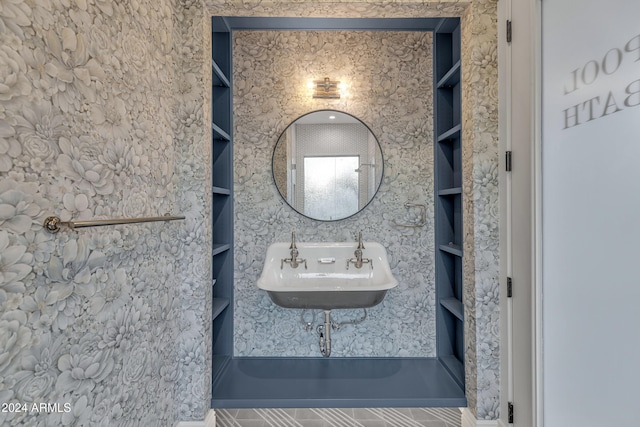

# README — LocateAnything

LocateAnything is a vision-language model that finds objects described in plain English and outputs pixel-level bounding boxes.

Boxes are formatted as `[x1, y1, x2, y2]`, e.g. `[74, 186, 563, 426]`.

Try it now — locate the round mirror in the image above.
[272, 110, 384, 221]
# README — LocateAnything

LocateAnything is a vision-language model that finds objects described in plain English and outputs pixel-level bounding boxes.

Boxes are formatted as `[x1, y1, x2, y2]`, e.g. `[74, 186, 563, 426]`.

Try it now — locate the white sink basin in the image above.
[257, 241, 398, 309]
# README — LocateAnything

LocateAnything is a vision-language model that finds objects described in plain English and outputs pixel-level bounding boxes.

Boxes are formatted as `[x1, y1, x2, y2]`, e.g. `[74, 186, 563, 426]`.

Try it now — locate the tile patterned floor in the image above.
[216, 407, 461, 427]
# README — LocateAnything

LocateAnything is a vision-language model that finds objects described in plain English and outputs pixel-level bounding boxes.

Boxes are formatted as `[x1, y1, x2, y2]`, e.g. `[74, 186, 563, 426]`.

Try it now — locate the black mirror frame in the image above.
[271, 109, 384, 222]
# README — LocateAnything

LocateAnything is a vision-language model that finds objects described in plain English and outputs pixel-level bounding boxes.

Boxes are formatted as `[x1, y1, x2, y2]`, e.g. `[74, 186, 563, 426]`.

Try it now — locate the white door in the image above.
[541, 0, 640, 425]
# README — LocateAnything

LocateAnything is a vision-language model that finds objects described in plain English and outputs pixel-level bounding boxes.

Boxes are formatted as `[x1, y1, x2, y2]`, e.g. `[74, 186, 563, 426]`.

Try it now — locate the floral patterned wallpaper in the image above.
[461, 1, 500, 420]
[232, 29, 437, 357]
[206, 0, 500, 421]
[0, 0, 211, 425]
[1, 0, 500, 424]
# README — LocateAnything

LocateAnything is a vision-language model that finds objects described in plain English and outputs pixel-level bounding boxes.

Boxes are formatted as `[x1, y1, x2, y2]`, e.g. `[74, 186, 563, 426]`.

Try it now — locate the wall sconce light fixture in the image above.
[312, 77, 341, 99]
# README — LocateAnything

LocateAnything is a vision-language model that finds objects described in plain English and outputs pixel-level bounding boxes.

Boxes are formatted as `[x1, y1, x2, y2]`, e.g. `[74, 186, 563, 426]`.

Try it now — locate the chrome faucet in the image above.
[281, 231, 307, 269]
[347, 231, 372, 270]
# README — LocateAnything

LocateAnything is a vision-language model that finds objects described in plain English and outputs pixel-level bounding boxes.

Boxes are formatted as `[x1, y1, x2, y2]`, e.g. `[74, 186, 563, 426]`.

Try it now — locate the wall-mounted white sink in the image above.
[257, 241, 398, 310]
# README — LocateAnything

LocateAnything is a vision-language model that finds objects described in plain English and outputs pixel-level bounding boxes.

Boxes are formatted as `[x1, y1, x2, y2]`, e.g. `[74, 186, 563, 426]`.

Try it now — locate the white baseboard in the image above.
[175, 410, 216, 427]
[205, 410, 216, 427]
[461, 408, 501, 427]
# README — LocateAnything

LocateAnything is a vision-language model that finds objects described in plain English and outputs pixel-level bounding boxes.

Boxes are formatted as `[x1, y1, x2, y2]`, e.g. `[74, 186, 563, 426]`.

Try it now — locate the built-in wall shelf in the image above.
[439, 244, 463, 257]
[209, 15, 467, 410]
[440, 355, 465, 389]
[213, 123, 231, 142]
[437, 124, 462, 142]
[211, 16, 234, 383]
[212, 355, 232, 386]
[213, 298, 230, 320]
[211, 358, 466, 408]
[434, 18, 464, 391]
[436, 60, 461, 89]
[440, 298, 464, 320]
[212, 60, 231, 88]
[212, 243, 230, 256]
[438, 187, 462, 196]
[212, 186, 231, 195]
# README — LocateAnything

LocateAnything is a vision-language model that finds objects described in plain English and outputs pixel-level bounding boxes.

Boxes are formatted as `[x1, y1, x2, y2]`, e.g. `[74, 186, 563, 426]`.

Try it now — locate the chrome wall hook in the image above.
[392, 202, 426, 228]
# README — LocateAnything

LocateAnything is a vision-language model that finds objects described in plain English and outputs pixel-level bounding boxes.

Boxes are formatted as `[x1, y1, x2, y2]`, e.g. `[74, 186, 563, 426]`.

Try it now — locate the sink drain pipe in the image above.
[311, 309, 369, 357]
[317, 310, 332, 357]
[332, 308, 367, 330]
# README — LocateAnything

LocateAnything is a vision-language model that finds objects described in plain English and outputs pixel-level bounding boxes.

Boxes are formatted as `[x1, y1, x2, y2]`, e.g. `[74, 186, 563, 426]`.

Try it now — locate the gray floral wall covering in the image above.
[232, 30, 437, 357]
[1, 0, 499, 423]
[0, 0, 211, 425]
[207, 0, 500, 421]
[461, 1, 500, 420]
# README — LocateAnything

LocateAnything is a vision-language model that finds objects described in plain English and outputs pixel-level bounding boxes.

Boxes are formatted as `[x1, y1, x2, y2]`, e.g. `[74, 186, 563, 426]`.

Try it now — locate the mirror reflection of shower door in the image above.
[303, 156, 359, 220]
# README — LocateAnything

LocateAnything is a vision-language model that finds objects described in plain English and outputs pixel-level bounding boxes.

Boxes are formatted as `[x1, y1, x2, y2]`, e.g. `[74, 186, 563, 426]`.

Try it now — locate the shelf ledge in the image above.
[211, 357, 466, 409]
[212, 123, 231, 141]
[212, 59, 231, 87]
[436, 60, 461, 88]
[440, 355, 465, 389]
[438, 187, 462, 196]
[439, 243, 463, 257]
[440, 298, 464, 321]
[437, 124, 462, 142]
[213, 243, 231, 256]
[213, 298, 230, 320]
[212, 186, 231, 195]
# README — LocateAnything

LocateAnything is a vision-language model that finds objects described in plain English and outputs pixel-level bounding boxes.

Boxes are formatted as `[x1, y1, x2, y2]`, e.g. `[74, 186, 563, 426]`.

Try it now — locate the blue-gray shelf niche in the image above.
[210, 16, 465, 409]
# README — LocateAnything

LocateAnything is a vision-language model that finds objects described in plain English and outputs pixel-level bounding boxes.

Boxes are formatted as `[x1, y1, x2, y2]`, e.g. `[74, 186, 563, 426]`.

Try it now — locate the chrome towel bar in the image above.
[43, 214, 185, 233]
